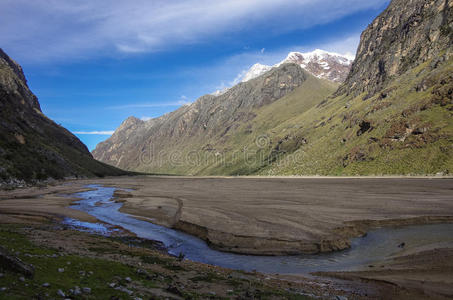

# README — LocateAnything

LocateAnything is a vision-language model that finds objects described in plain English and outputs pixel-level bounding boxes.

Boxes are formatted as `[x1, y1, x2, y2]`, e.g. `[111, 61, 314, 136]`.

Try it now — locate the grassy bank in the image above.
[0, 223, 313, 299]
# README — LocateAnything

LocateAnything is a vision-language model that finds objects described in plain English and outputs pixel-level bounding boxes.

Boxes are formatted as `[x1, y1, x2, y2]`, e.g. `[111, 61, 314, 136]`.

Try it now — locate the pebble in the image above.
[57, 289, 65, 297]
[42, 283, 50, 287]
[0, 287, 7, 292]
[82, 287, 91, 294]
[79, 271, 86, 276]
[108, 282, 116, 288]
[88, 271, 93, 275]
[73, 286, 81, 295]
[125, 277, 132, 282]
[115, 286, 133, 295]
[58, 268, 65, 273]
[19, 277, 25, 282]
[209, 291, 216, 296]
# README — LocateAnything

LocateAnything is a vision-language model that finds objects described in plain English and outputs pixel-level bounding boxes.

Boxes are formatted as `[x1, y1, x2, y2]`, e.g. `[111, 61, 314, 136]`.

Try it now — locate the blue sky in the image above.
[0, 0, 389, 150]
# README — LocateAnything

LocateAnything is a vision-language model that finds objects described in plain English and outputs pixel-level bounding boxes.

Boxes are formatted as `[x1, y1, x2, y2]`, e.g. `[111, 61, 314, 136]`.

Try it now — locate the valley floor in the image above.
[1, 175, 453, 299]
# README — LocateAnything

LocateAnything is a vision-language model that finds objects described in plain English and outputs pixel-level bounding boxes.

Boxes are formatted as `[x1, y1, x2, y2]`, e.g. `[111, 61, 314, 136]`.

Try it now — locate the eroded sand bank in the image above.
[107, 176, 453, 255]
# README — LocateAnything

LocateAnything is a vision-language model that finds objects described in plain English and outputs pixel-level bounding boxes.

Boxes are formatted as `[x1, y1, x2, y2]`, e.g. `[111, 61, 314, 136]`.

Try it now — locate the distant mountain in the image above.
[94, 0, 452, 176]
[241, 49, 353, 83]
[0, 49, 127, 187]
[93, 64, 337, 173]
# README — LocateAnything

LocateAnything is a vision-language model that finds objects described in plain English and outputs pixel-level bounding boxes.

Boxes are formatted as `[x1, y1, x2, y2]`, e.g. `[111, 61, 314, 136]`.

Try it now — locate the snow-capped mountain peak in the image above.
[241, 63, 273, 83]
[240, 49, 354, 84]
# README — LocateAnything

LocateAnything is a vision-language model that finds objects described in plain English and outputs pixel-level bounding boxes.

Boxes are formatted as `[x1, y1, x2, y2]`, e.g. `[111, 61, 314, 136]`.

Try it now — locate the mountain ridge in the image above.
[0, 49, 128, 188]
[92, 63, 336, 172]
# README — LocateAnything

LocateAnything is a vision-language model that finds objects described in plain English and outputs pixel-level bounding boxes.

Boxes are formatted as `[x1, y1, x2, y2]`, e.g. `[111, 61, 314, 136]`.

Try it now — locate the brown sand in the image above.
[2, 176, 453, 255]
[107, 176, 453, 255]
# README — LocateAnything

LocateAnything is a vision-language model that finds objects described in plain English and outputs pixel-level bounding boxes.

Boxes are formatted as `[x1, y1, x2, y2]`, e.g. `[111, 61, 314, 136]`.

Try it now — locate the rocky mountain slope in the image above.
[94, 0, 452, 176]
[93, 64, 337, 173]
[337, 0, 452, 98]
[0, 49, 127, 187]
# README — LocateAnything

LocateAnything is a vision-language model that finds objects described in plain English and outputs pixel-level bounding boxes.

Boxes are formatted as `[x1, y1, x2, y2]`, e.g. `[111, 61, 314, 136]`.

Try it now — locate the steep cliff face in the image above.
[338, 0, 452, 98]
[93, 64, 336, 172]
[0, 49, 126, 187]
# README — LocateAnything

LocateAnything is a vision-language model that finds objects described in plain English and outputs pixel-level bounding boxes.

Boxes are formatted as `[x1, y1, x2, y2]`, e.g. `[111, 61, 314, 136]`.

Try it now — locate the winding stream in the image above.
[65, 185, 453, 274]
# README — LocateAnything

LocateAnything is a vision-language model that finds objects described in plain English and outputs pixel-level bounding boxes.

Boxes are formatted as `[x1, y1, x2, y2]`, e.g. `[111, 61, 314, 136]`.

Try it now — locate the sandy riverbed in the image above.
[2, 176, 453, 255]
[1, 175, 453, 298]
[104, 176, 453, 255]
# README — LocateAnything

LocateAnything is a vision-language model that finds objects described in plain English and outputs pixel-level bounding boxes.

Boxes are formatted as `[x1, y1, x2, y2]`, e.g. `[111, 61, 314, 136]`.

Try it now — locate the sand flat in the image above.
[1, 176, 453, 255]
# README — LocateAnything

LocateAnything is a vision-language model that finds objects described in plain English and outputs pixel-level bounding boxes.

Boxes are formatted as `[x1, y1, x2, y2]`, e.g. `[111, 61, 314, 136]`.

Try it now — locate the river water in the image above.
[65, 185, 453, 274]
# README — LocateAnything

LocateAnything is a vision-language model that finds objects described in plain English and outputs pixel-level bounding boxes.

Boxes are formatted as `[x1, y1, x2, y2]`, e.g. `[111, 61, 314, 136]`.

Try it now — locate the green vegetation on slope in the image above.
[133, 75, 338, 175]
[136, 56, 452, 176]
[259, 57, 453, 176]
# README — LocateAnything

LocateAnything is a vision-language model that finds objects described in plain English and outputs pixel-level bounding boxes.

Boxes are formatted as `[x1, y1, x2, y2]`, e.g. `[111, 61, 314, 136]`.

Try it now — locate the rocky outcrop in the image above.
[0, 49, 126, 187]
[337, 0, 452, 98]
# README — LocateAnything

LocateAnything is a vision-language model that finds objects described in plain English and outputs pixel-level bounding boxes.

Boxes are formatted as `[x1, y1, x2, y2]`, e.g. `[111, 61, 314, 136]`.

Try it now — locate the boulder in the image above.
[0, 246, 34, 278]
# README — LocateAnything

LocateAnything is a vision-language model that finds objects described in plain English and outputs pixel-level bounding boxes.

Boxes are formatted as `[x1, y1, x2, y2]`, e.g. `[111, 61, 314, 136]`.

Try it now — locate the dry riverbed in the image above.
[1, 175, 453, 299]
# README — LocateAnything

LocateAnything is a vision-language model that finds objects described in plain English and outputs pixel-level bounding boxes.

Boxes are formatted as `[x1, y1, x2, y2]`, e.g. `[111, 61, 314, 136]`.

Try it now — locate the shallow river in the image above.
[65, 185, 453, 274]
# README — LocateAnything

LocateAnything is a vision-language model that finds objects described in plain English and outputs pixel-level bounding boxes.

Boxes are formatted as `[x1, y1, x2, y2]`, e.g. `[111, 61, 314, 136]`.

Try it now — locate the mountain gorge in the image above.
[0, 49, 127, 187]
[94, 0, 452, 176]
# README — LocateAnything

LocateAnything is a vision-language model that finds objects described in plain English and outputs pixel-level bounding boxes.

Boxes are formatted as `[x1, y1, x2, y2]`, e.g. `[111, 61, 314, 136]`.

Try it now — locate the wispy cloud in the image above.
[0, 0, 388, 63]
[108, 102, 183, 109]
[73, 131, 114, 135]
[109, 95, 192, 109]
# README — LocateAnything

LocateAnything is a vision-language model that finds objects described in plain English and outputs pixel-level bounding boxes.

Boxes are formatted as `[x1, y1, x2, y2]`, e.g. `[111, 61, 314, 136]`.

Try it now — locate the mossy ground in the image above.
[0, 223, 313, 299]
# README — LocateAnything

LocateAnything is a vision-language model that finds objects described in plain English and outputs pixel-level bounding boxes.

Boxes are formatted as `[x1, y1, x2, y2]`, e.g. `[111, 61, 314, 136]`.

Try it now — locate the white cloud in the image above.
[140, 117, 153, 121]
[0, 0, 389, 63]
[108, 102, 185, 109]
[108, 95, 192, 109]
[73, 131, 115, 135]
[317, 34, 361, 59]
